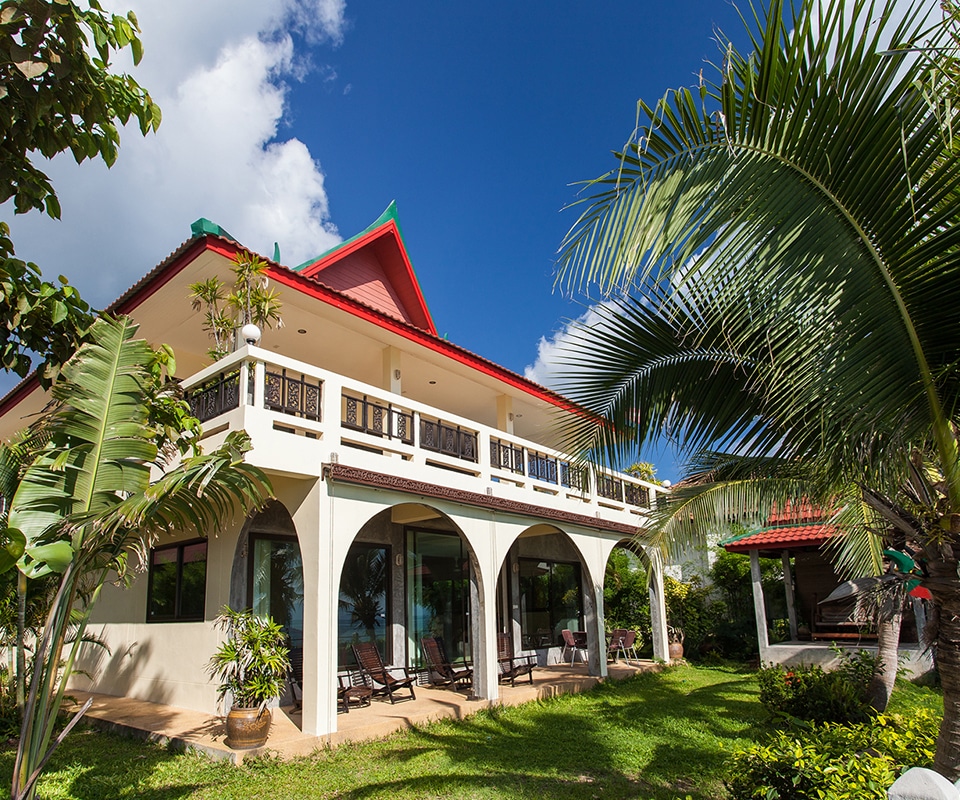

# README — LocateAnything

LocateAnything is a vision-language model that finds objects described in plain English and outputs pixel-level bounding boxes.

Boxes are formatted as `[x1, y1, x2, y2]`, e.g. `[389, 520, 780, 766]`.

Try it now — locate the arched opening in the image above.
[496, 524, 590, 662]
[337, 502, 477, 670]
[603, 541, 652, 657]
[231, 500, 304, 650]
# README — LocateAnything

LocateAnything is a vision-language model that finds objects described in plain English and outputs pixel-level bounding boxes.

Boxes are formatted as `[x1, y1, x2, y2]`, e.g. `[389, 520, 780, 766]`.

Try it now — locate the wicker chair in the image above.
[352, 642, 417, 704]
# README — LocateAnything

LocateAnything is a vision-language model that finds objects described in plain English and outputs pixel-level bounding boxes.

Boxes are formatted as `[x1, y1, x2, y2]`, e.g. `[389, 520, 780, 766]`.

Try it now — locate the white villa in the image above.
[0, 204, 671, 739]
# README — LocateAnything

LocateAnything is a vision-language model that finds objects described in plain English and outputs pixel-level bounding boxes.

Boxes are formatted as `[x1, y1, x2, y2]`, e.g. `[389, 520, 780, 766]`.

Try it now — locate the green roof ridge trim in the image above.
[190, 218, 238, 242]
[293, 201, 402, 272]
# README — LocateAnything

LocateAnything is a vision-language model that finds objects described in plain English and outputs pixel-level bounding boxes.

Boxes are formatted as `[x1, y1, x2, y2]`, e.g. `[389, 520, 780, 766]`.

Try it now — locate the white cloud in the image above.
[4, 0, 346, 307]
[524, 304, 611, 389]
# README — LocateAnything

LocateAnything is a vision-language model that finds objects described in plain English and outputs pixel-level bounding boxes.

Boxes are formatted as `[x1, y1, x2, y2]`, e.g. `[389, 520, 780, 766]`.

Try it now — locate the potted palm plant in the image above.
[208, 606, 290, 749]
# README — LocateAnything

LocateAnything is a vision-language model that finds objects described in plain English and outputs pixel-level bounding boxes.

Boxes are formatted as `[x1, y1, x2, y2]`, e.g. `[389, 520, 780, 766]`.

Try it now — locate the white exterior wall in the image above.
[71, 346, 668, 737]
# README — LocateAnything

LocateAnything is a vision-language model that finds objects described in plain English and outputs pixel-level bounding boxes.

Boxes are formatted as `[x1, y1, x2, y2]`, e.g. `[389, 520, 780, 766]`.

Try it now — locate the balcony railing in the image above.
[342, 393, 413, 445]
[265, 368, 322, 421]
[491, 437, 524, 474]
[187, 370, 241, 423]
[420, 417, 478, 462]
[181, 348, 662, 514]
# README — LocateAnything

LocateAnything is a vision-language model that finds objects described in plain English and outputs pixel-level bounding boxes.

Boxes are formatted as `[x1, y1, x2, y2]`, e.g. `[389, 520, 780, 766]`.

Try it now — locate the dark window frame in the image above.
[517, 557, 584, 646]
[146, 538, 207, 623]
[338, 540, 393, 668]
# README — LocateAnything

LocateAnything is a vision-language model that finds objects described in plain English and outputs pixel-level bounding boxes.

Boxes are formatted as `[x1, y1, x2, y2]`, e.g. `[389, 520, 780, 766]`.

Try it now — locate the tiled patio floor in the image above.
[69, 660, 660, 764]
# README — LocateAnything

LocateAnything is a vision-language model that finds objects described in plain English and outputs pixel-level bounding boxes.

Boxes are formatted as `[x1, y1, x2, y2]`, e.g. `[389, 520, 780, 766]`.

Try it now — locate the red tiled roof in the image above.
[723, 523, 836, 554]
[767, 500, 827, 525]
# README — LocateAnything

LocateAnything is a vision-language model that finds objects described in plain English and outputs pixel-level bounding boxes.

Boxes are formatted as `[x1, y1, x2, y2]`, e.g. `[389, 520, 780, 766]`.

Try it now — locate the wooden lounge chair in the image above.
[352, 642, 417, 704]
[288, 645, 304, 709]
[497, 632, 535, 685]
[561, 629, 587, 665]
[420, 636, 472, 690]
[337, 670, 373, 713]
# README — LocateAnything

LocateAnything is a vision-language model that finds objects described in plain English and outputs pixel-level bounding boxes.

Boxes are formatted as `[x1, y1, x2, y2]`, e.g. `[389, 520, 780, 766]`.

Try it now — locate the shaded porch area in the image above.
[69, 661, 660, 764]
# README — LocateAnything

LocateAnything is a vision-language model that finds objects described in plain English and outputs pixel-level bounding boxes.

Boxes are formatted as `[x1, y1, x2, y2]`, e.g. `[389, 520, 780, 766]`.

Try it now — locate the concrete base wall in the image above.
[763, 641, 934, 680]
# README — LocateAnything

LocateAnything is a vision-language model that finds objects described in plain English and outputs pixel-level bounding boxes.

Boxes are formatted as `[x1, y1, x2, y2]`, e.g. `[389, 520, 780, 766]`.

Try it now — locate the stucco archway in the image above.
[336, 502, 486, 674]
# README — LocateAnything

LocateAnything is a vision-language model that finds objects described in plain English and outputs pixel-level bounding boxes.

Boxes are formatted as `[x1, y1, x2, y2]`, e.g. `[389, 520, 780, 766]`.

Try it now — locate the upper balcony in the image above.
[182, 346, 666, 529]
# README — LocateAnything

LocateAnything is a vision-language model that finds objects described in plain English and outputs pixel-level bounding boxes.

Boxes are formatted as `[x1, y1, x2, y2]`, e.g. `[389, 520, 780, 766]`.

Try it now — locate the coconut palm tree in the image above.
[2, 316, 271, 800]
[556, 0, 960, 778]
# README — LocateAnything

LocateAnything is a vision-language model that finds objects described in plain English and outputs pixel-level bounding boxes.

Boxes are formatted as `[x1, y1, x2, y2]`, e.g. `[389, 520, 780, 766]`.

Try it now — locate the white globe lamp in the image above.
[241, 323, 261, 346]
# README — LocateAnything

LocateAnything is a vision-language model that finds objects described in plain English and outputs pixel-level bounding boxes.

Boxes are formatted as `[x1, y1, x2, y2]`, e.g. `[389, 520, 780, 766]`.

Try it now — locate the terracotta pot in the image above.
[668, 641, 684, 661]
[225, 706, 272, 750]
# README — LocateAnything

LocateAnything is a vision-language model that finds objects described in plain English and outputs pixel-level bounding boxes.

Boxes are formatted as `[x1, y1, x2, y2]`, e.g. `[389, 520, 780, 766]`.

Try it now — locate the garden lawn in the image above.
[0, 665, 940, 800]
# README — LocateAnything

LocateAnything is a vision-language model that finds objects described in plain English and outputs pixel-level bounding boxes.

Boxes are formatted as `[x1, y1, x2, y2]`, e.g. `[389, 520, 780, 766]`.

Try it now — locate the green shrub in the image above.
[757, 650, 878, 724]
[726, 710, 939, 799]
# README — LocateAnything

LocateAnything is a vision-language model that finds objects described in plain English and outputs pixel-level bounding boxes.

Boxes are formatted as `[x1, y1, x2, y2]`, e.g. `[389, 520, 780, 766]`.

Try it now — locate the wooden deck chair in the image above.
[288, 645, 304, 709]
[337, 670, 373, 713]
[352, 642, 417, 704]
[561, 629, 587, 666]
[420, 636, 472, 690]
[497, 632, 535, 685]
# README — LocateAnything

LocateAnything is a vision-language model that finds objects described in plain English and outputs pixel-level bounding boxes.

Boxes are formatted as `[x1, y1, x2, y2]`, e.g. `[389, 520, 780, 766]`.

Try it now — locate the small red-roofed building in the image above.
[0, 205, 672, 739]
[721, 505, 931, 675]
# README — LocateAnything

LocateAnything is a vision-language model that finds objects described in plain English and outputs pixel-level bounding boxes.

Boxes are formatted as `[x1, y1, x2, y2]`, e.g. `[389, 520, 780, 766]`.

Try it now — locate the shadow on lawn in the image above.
[337, 667, 765, 800]
[0, 728, 203, 800]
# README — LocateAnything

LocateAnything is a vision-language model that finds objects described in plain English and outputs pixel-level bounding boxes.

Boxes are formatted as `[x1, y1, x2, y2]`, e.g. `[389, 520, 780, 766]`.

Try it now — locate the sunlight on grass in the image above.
[0, 665, 942, 800]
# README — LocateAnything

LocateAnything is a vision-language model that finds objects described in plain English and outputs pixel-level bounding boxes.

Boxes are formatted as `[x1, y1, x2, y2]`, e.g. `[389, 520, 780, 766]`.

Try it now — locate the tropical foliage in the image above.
[557, 0, 960, 777]
[727, 710, 940, 800]
[1, 316, 271, 800]
[0, 0, 161, 386]
[0, 0, 161, 218]
[208, 606, 290, 712]
[190, 250, 283, 361]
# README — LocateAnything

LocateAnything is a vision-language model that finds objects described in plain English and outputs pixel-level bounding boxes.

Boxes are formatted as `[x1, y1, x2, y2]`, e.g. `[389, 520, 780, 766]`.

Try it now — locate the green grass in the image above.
[0, 665, 942, 800]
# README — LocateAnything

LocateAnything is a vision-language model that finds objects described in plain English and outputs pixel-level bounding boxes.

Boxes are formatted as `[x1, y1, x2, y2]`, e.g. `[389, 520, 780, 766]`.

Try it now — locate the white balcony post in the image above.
[252, 359, 266, 409]
[321, 373, 342, 435]
[477, 428, 492, 482]
[238, 359, 251, 406]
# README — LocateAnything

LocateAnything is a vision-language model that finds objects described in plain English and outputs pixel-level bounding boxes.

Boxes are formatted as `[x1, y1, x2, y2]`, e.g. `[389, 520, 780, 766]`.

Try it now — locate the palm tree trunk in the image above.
[16, 571, 25, 714]
[930, 519, 960, 781]
[867, 603, 902, 711]
[934, 594, 960, 780]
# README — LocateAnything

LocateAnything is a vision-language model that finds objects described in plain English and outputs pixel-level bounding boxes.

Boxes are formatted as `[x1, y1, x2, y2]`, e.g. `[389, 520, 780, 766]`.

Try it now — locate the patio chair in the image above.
[606, 629, 628, 662]
[337, 669, 373, 713]
[561, 629, 587, 666]
[607, 629, 641, 663]
[288, 645, 304, 709]
[420, 636, 472, 690]
[352, 642, 417, 704]
[497, 632, 535, 686]
[620, 630, 640, 662]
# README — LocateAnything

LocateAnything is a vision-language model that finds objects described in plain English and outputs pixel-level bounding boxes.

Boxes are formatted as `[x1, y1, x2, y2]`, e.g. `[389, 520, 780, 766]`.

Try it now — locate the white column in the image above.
[782, 550, 798, 640]
[647, 549, 669, 662]
[586, 573, 607, 677]
[469, 552, 500, 702]
[283, 479, 331, 737]
[750, 550, 769, 654]
[382, 346, 402, 394]
[496, 394, 514, 435]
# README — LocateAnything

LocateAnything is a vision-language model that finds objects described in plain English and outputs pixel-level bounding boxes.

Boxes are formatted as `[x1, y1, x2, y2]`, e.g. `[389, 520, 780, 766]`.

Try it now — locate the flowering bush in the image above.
[757, 650, 878, 723]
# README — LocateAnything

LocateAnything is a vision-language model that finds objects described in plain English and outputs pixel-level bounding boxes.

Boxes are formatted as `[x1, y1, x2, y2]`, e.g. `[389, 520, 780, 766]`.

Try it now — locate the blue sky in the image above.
[4, 0, 755, 481]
